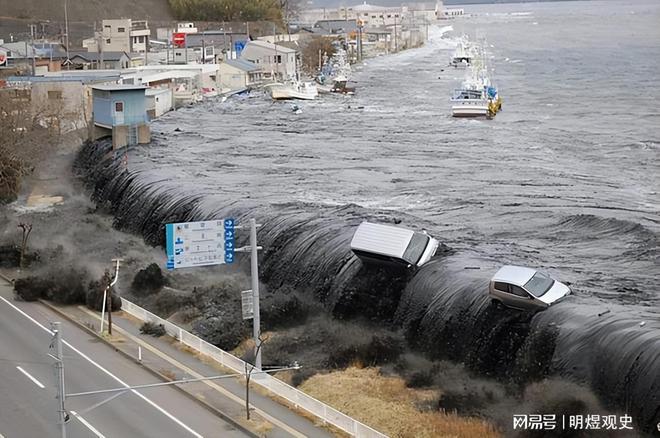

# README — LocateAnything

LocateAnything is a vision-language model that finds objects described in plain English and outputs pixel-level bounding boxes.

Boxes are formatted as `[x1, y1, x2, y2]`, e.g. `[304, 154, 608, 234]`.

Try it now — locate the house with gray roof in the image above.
[68, 51, 133, 70]
[218, 59, 263, 91]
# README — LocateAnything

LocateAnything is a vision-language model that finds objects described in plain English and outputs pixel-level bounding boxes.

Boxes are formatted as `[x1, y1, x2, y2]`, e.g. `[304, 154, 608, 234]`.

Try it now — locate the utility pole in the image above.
[29, 24, 36, 75]
[100, 258, 122, 335]
[63, 0, 70, 67]
[394, 15, 398, 52]
[51, 322, 67, 438]
[201, 38, 205, 64]
[249, 218, 262, 370]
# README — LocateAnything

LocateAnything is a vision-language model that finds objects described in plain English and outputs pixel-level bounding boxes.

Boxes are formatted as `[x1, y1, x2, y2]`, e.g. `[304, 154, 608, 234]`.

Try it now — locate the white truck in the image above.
[350, 221, 440, 268]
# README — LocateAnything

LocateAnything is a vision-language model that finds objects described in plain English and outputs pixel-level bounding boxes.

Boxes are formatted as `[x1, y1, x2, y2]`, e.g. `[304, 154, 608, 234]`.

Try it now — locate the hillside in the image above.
[0, 0, 174, 22]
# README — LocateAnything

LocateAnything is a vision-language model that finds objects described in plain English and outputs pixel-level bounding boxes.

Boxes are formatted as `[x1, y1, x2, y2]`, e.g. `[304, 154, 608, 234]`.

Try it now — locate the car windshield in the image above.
[524, 272, 555, 297]
[402, 233, 430, 265]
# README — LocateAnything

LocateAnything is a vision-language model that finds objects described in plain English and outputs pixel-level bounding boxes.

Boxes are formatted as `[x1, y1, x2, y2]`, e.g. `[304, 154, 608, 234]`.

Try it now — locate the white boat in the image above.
[450, 52, 502, 118]
[269, 80, 318, 100]
[449, 37, 475, 68]
[316, 48, 352, 93]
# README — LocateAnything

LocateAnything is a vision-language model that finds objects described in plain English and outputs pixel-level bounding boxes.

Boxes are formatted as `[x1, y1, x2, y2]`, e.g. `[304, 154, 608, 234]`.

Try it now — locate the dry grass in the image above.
[300, 367, 502, 438]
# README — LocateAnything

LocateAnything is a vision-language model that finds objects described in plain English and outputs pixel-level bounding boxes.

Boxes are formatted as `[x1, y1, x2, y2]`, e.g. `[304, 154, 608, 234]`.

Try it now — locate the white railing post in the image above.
[117, 297, 387, 438]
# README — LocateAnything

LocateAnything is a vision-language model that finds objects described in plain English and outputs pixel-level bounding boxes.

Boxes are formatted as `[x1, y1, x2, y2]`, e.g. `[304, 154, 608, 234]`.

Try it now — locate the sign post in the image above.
[165, 218, 261, 369]
[249, 218, 262, 370]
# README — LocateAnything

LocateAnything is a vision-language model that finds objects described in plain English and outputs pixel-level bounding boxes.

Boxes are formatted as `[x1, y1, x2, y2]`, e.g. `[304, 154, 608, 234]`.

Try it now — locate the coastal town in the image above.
[0, 1, 466, 149]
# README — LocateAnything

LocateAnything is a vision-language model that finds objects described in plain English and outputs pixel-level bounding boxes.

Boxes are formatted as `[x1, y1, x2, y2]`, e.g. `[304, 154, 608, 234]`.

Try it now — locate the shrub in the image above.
[140, 322, 166, 337]
[14, 276, 49, 301]
[261, 289, 312, 329]
[14, 269, 88, 304]
[405, 370, 434, 388]
[131, 263, 167, 295]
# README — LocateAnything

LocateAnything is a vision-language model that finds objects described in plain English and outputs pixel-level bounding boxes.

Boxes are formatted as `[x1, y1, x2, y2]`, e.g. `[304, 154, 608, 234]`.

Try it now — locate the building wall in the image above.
[240, 44, 296, 80]
[102, 19, 132, 53]
[146, 89, 173, 118]
[218, 64, 248, 91]
[93, 89, 146, 127]
[28, 81, 93, 134]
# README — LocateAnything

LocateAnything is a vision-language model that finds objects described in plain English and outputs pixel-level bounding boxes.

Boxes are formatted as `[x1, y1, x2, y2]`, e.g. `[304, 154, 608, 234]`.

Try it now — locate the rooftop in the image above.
[223, 59, 260, 72]
[92, 84, 147, 92]
[70, 51, 130, 62]
[245, 40, 296, 53]
[491, 265, 537, 286]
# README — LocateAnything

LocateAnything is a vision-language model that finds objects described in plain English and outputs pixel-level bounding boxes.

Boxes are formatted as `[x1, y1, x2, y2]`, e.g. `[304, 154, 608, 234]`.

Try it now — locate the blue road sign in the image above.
[165, 219, 235, 269]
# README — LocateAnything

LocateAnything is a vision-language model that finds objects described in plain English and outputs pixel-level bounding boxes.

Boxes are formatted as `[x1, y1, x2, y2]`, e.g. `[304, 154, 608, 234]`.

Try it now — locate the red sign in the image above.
[172, 32, 186, 48]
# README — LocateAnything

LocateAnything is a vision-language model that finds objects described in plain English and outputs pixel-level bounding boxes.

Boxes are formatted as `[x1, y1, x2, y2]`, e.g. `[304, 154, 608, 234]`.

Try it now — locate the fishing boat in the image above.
[449, 36, 475, 68]
[450, 52, 502, 118]
[450, 82, 501, 118]
[269, 79, 318, 100]
[316, 47, 352, 93]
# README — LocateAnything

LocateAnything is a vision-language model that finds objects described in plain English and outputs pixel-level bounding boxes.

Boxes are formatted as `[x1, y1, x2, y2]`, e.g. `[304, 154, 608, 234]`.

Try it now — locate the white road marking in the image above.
[70, 411, 106, 438]
[16, 366, 45, 389]
[0, 296, 203, 438]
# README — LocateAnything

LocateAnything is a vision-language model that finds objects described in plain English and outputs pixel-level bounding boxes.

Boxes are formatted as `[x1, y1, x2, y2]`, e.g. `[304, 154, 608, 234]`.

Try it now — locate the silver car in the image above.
[489, 265, 571, 311]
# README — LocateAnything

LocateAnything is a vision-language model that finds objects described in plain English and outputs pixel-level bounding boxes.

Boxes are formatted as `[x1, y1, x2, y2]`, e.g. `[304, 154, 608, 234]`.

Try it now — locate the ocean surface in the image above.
[139, 0, 659, 307]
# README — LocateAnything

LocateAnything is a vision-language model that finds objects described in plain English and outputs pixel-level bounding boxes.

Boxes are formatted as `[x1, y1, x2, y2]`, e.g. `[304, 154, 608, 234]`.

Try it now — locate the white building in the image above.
[240, 40, 297, 81]
[145, 88, 173, 119]
[84, 19, 151, 54]
[218, 59, 262, 92]
[299, 2, 443, 26]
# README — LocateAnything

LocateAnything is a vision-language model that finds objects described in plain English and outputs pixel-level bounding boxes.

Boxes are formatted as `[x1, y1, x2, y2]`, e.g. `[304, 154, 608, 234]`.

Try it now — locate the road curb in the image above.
[0, 272, 15, 284]
[38, 299, 261, 438]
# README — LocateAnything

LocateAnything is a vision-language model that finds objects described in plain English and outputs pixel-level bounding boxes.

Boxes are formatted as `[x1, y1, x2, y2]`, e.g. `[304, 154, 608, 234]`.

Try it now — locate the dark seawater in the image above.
[79, 0, 660, 431]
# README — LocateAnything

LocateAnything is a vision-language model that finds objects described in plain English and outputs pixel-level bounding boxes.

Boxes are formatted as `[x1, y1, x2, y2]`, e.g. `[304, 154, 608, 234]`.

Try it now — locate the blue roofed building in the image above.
[92, 84, 150, 149]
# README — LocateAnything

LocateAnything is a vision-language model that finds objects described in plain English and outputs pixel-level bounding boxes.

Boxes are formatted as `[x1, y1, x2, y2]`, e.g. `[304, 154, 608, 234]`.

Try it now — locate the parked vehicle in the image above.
[350, 222, 439, 268]
[489, 265, 571, 310]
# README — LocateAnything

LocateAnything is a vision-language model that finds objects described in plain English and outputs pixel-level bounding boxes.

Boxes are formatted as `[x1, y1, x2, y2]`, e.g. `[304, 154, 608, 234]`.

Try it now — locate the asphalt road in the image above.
[0, 282, 251, 438]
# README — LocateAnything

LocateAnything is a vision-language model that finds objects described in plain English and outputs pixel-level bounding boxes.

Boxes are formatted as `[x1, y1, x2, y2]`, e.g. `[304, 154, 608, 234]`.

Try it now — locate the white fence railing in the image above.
[121, 298, 388, 438]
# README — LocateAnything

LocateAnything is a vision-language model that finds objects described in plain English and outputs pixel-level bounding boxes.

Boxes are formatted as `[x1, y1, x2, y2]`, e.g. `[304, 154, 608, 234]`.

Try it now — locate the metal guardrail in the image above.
[120, 298, 388, 438]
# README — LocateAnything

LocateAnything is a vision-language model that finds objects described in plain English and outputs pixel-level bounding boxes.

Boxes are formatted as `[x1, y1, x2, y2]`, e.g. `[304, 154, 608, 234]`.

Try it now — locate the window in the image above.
[277, 55, 282, 64]
[493, 282, 510, 293]
[104, 25, 111, 29]
[118, 27, 126, 33]
[48, 90, 62, 100]
[115, 101, 124, 112]
[525, 272, 554, 297]
[402, 233, 430, 265]
[138, 36, 145, 43]
[510, 285, 529, 298]
[106, 39, 111, 44]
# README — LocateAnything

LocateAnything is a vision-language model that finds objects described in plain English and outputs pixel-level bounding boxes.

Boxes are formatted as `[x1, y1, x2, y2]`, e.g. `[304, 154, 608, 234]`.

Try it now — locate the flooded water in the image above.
[79, 0, 660, 431]
[140, 0, 659, 305]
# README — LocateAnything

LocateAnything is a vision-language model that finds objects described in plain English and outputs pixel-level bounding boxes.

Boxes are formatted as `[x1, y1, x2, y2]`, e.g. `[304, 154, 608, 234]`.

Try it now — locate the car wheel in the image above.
[491, 299, 504, 310]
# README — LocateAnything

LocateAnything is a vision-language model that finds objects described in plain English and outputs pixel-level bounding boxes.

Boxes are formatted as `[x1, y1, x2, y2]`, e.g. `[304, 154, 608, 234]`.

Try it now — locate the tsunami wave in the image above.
[76, 139, 660, 432]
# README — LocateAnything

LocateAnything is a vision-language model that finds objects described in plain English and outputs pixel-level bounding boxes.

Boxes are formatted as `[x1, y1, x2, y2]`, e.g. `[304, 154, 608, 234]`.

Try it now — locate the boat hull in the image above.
[270, 85, 318, 100]
[451, 100, 489, 117]
[451, 97, 502, 118]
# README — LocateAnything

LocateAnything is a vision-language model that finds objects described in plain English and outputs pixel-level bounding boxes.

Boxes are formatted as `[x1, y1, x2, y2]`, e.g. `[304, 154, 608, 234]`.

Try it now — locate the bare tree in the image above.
[17, 222, 33, 269]
[0, 87, 64, 204]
